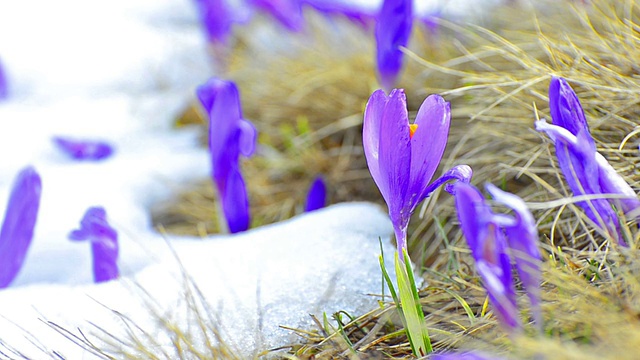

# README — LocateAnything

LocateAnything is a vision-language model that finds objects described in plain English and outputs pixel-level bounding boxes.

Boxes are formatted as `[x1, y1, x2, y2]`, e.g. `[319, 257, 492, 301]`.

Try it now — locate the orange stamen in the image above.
[409, 123, 418, 138]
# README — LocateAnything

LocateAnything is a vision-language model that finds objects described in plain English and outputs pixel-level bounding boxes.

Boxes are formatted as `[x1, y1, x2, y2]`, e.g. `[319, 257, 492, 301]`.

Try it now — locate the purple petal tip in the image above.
[304, 176, 327, 212]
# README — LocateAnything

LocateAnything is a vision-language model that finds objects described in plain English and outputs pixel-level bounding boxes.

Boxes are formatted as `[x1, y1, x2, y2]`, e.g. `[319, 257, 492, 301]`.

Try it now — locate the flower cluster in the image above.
[197, 78, 257, 233]
[69, 207, 119, 283]
[536, 77, 640, 245]
[453, 182, 542, 332]
[363, 88, 471, 253]
[194, 0, 372, 44]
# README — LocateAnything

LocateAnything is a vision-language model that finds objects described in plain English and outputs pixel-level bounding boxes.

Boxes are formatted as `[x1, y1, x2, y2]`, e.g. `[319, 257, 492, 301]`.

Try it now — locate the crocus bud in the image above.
[69, 207, 118, 283]
[304, 176, 326, 212]
[0, 167, 42, 288]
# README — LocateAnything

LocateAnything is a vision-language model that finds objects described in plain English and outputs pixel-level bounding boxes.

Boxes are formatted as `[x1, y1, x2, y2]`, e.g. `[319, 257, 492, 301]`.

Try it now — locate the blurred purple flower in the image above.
[69, 207, 119, 283]
[536, 77, 640, 245]
[193, 0, 250, 44]
[363, 89, 472, 253]
[432, 351, 504, 360]
[375, 0, 413, 91]
[454, 182, 519, 332]
[250, 0, 304, 31]
[0, 58, 7, 100]
[0, 167, 42, 288]
[486, 183, 542, 329]
[304, 176, 326, 212]
[453, 182, 542, 332]
[197, 78, 257, 233]
[52, 136, 114, 161]
[303, 0, 375, 27]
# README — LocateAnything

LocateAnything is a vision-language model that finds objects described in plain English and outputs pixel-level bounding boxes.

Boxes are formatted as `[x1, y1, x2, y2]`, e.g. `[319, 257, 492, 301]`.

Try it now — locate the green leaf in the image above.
[396, 250, 433, 356]
[379, 254, 400, 308]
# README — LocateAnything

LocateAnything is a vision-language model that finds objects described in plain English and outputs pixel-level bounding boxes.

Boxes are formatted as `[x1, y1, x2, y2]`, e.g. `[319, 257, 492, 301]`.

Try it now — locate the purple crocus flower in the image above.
[454, 182, 520, 332]
[193, 0, 235, 44]
[0, 167, 42, 288]
[363, 89, 472, 253]
[197, 78, 257, 233]
[304, 176, 326, 212]
[193, 0, 250, 44]
[453, 182, 542, 332]
[52, 136, 114, 161]
[69, 207, 118, 283]
[536, 77, 640, 245]
[375, 0, 413, 91]
[250, 0, 304, 31]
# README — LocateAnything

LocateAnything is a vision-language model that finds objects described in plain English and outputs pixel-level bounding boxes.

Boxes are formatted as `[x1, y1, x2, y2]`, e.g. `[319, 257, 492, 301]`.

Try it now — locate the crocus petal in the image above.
[0, 59, 7, 100]
[477, 228, 520, 331]
[304, 176, 326, 212]
[486, 183, 542, 328]
[238, 119, 257, 157]
[378, 89, 412, 247]
[198, 80, 241, 169]
[210, 82, 242, 160]
[196, 77, 223, 113]
[408, 94, 450, 207]
[421, 164, 472, 201]
[364, 89, 411, 226]
[198, 77, 256, 234]
[596, 153, 640, 214]
[222, 168, 251, 233]
[375, 0, 413, 91]
[363, 89, 389, 201]
[52, 136, 114, 161]
[250, 0, 304, 31]
[193, 0, 234, 44]
[0, 167, 42, 288]
[537, 120, 624, 242]
[549, 77, 589, 136]
[453, 182, 490, 259]
[69, 207, 119, 283]
[454, 182, 520, 331]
